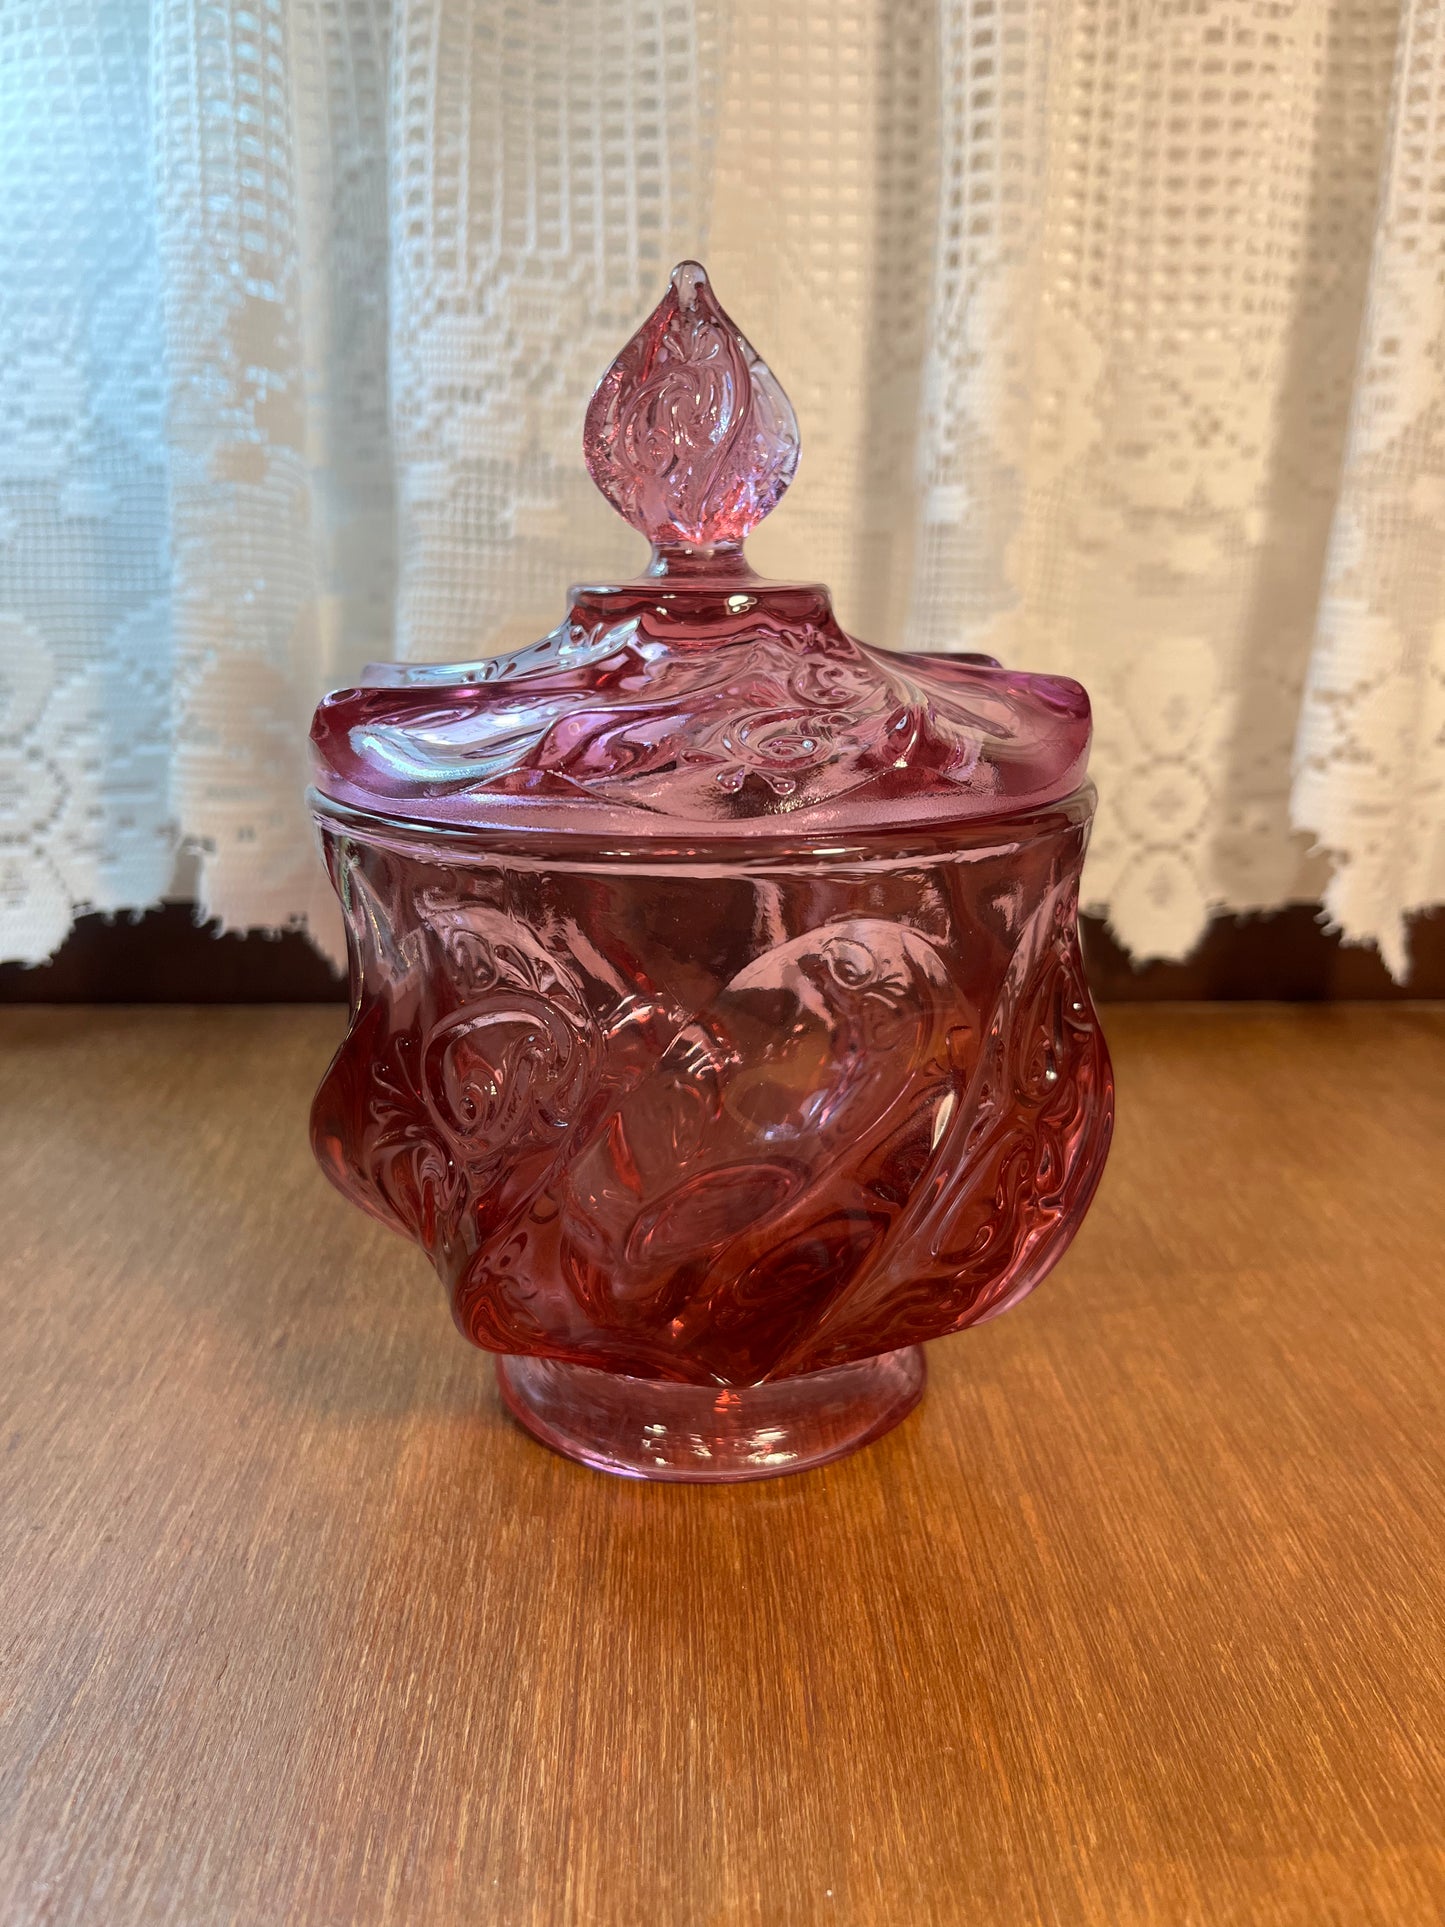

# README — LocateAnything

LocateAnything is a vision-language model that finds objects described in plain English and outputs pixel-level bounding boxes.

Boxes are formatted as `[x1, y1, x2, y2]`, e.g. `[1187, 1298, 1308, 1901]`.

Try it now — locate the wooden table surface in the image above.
[2, 1005, 1444, 1927]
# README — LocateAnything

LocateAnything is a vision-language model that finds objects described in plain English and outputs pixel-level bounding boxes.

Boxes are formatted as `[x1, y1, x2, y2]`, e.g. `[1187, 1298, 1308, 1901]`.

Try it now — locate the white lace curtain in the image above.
[3, 0, 1443, 977]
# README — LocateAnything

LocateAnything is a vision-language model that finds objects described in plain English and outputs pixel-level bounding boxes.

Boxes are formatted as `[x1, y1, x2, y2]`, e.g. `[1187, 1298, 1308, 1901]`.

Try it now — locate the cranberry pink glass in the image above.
[310, 263, 1113, 1481]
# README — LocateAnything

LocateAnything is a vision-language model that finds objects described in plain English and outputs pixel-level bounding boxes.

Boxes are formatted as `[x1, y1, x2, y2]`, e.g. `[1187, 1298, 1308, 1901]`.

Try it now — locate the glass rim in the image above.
[309, 783, 1097, 872]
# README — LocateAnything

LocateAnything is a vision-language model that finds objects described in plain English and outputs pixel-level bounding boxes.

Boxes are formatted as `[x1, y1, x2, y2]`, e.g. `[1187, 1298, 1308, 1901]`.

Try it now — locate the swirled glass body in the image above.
[311, 795, 1113, 1387]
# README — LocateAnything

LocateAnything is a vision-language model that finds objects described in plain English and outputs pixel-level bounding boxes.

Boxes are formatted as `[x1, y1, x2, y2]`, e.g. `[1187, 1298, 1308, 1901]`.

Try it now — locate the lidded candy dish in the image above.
[309, 263, 1113, 1481]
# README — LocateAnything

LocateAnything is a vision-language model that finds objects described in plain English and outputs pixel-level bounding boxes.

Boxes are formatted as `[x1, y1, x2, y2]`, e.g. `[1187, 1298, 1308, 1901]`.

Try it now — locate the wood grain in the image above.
[2, 1005, 1443, 1926]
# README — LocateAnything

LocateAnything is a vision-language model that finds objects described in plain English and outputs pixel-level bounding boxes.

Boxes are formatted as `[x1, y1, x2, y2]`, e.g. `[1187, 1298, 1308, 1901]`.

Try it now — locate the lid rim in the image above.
[309, 783, 1097, 865]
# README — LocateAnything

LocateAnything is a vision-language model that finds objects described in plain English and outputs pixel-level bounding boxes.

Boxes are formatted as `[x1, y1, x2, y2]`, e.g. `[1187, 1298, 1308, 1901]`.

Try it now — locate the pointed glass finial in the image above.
[583, 261, 800, 559]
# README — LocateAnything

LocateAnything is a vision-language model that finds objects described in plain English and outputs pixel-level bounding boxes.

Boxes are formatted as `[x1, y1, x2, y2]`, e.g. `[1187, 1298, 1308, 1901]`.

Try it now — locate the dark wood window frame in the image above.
[2, 901, 1440, 1003]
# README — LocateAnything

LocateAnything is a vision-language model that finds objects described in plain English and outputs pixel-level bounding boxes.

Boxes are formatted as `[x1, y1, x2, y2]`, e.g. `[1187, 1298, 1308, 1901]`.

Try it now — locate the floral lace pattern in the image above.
[1292, 1, 1445, 978]
[2, 0, 1441, 974]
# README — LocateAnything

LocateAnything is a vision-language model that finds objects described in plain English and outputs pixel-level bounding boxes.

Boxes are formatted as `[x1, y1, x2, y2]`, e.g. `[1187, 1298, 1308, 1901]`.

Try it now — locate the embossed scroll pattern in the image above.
[311, 810, 1112, 1387]
[583, 261, 801, 554]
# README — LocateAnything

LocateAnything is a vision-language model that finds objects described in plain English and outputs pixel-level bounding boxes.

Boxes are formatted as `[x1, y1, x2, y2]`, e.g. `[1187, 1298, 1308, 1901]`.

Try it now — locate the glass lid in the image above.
[310, 262, 1091, 839]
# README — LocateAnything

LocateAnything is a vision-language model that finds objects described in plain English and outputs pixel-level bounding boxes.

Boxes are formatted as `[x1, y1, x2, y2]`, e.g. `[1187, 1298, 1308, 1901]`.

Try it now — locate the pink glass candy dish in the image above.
[309, 262, 1114, 1482]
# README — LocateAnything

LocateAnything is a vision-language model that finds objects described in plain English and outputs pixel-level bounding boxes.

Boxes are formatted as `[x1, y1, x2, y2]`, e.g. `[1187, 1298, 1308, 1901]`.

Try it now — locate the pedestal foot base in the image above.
[495, 1347, 926, 1483]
